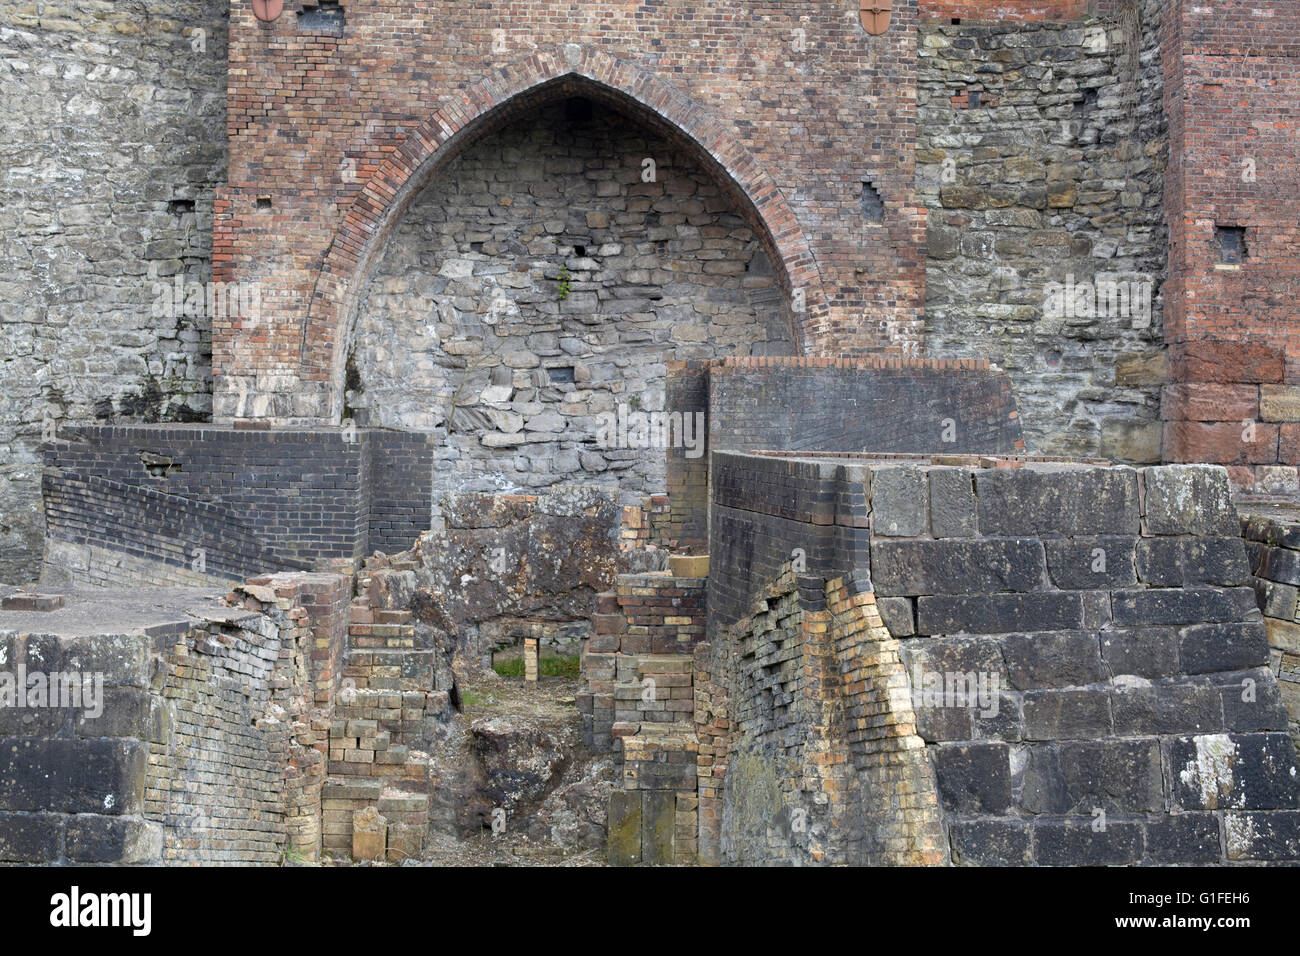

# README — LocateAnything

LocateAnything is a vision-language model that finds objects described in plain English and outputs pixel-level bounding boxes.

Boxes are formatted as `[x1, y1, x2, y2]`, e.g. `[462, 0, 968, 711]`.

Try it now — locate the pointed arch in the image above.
[299, 44, 827, 421]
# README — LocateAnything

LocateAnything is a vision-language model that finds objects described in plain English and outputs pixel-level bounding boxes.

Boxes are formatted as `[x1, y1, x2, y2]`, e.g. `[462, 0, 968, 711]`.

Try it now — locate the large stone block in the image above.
[1022, 739, 1164, 813]
[870, 465, 927, 537]
[1111, 587, 1256, 628]
[933, 742, 1012, 814]
[1141, 465, 1239, 535]
[607, 790, 642, 866]
[928, 467, 977, 538]
[1111, 680, 1224, 735]
[871, 539, 1045, 596]
[1023, 689, 1112, 739]
[947, 820, 1031, 866]
[1225, 811, 1300, 861]
[1145, 814, 1221, 864]
[917, 593, 1084, 635]
[1100, 627, 1181, 679]
[1000, 631, 1103, 690]
[0, 738, 146, 815]
[1178, 621, 1269, 674]
[975, 467, 1140, 536]
[1169, 733, 1300, 811]
[65, 816, 163, 863]
[0, 812, 62, 863]
[1044, 536, 1137, 589]
[1034, 819, 1143, 866]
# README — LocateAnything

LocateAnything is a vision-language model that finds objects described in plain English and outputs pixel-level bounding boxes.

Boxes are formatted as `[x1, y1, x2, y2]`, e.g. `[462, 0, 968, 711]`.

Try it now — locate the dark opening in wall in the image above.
[256, 196, 273, 211]
[168, 199, 195, 217]
[951, 18, 961, 25]
[565, 96, 594, 125]
[861, 181, 884, 223]
[547, 366, 575, 384]
[298, 0, 344, 35]
[1216, 225, 1247, 265]
[573, 244, 587, 257]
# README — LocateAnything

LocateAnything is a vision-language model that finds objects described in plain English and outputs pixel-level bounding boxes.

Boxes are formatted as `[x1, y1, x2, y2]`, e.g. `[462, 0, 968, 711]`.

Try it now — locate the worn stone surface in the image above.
[0, 2, 227, 583]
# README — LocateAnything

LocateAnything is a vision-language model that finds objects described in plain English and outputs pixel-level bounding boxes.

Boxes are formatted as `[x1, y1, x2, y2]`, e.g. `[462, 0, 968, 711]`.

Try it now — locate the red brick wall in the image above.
[1161, 1, 1300, 486]
[918, 0, 1094, 20]
[216, 1, 926, 423]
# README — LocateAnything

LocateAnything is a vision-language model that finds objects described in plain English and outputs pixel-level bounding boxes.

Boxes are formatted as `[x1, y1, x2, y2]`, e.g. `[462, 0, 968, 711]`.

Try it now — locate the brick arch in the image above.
[300, 44, 827, 421]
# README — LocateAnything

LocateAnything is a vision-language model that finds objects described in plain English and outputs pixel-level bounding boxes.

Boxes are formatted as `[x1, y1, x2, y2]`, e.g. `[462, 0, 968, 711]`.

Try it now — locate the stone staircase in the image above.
[321, 576, 449, 862]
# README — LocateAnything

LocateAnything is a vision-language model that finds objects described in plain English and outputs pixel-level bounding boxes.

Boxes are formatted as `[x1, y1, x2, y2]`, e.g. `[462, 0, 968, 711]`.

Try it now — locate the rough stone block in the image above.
[1178, 621, 1269, 674]
[1101, 627, 1180, 679]
[607, 790, 642, 866]
[876, 596, 915, 636]
[933, 742, 1012, 814]
[1034, 819, 1143, 866]
[1145, 814, 1221, 864]
[0, 812, 62, 863]
[1141, 465, 1239, 535]
[928, 467, 977, 538]
[976, 467, 1140, 536]
[870, 465, 927, 537]
[1225, 811, 1300, 860]
[1044, 536, 1136, 589]
[65, 816, 163, 863]
[917, 593, 1084, 635]
[872, 539, 1045, 596]
[1001, 631, 1102, 690]
[1023, 689, 1112, 739]
[641, 790, 676, 865]
[1170, 733, 1300, 810]
[1111, 680, 1224, 735]
[1111, 587, 1256, 628]
[948, 820, 1031, 866]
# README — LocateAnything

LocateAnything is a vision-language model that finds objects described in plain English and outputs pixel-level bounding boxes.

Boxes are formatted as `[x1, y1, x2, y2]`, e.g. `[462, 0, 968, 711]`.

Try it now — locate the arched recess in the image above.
[299, 43, 827, 422]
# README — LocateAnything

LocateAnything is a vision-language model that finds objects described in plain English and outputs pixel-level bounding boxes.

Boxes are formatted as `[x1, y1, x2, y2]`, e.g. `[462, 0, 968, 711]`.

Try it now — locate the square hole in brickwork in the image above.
[861, 181, 884, 224]
[298, 0, 344, 34]
[168, 198, 195, 217]
[1216, 225, 1247, 265]
[256, 196, 272, 211]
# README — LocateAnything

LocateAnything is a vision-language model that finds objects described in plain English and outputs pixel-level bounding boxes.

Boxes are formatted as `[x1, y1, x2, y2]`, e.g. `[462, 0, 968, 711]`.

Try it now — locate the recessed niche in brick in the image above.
[256, 196, 272, 210]
[168, 198, 195, 217]
[298, 1, 344, 35]
[1216, 225, 1246, 265]
[861, 181, 884, 223]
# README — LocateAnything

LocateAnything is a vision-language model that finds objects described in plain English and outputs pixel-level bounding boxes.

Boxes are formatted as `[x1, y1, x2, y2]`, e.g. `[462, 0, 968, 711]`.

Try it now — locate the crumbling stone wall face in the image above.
[0, 1, 228, 583]
[917, 0, 1168, 462]
[349, 100, 789, 501]
[1241, 511, 1300, 756]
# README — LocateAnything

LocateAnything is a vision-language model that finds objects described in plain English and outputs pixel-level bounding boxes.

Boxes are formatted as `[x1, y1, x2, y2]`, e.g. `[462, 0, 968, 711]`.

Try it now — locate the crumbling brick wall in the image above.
[0, 572, 350, 865]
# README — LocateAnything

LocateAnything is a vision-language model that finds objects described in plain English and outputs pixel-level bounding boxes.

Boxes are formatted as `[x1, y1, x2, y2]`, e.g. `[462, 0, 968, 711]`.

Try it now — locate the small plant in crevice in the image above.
[556, 266, 571, 301]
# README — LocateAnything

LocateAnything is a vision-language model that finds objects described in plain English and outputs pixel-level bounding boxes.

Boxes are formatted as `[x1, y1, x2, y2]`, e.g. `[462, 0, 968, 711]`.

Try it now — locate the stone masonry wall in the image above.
[707, 451, 1300, 864]
[349, 99, 790, 504]
[1240, 509, 1300, 755]
[0, 1, 229, 583]
[917, 0, 1168, 462]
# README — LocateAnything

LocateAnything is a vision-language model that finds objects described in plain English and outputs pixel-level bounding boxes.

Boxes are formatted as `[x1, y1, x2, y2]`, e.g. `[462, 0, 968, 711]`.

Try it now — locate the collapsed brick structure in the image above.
[5, 0, 1300, 867]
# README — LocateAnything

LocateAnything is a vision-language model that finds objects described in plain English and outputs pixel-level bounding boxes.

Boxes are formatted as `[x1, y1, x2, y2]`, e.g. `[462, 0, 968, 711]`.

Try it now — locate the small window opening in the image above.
[298, 1, 344, 35]
[861, 181, 884, 223]
[1216, 225, 1246, 265]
